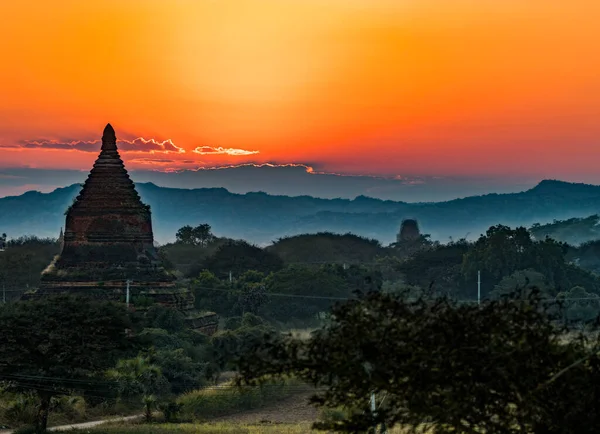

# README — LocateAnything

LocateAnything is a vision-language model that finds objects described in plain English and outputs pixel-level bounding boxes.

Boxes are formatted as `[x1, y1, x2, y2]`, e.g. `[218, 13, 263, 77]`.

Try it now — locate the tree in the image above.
[462, 225, 570, 298]
[106, 354, 167, 399]
[489, 269, 553, 300]
[193, 224, 215, 247]
[106, 354, 168, 422]
[268, 232, 384, 265]
[147, 348, 206, 395]
[175, 224, 215, 247]
[556, 286, 600, 324]
[237, 290, 600, 433]
[191, 269, 234, 315]
[0, 236, 61, 299]
[264, 265, 347, 322]
[0, 295, 132, 432]
[200, 240, 283, 279]
[175, 225, 194, 245]
[145, 306, 186, 333]
[396, 239, 471, 298]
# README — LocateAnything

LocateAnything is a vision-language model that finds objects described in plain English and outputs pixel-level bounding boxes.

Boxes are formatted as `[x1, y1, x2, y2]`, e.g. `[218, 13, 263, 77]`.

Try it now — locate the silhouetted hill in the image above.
[2, 180, 600, 245]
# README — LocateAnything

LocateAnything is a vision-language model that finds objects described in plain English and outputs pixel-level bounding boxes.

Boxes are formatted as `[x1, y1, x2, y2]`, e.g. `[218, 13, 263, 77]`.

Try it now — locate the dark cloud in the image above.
[117, 138, 185, 153]
[2, 137, 185, 154]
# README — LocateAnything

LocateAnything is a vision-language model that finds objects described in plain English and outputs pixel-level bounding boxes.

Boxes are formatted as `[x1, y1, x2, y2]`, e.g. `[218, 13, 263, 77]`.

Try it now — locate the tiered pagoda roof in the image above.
[41, 124, 173, 284]
[32, 123, 218, 335]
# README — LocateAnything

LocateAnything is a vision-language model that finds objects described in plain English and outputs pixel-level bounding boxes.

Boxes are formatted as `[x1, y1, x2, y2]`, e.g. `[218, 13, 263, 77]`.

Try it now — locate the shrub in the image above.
[1, 394, 38, 426]
[158, 401, 183, 422]
[12, 425, 38, 434]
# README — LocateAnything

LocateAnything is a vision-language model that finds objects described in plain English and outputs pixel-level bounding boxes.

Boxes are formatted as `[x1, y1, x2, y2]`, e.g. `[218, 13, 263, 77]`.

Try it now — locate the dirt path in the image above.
[0, 415, 142, 434]
[210, 391, 319, 424]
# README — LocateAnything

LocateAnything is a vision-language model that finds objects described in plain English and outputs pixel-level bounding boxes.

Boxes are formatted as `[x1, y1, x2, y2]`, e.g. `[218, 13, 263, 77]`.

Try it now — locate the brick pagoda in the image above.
[34, 124, 217, 334]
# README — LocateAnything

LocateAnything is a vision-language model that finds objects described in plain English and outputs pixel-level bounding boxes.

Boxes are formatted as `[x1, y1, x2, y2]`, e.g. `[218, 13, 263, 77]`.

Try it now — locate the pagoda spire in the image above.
[101, 123, 117, 151]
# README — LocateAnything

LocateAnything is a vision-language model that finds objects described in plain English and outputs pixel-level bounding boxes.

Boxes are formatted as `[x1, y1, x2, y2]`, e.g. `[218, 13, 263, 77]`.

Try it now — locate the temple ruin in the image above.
[30, 124, 218, 334]
[397, 218, 421, 243]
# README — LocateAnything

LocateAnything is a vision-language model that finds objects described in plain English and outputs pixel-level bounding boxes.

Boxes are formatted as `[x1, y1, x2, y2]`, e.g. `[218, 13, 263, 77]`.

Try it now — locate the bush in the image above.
[159, 401, 183, 422]
[1, 394, 38, 426]
[319, 406, 351, 424]
[12, 425, 38, 434]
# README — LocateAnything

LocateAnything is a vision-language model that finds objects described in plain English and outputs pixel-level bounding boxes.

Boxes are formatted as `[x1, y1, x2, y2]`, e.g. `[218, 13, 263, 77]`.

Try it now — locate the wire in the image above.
[3, 284, 600, 304]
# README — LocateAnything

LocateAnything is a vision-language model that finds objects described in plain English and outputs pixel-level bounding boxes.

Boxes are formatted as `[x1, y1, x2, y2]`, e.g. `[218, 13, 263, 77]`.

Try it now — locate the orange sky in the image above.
[1, 0, 599, 179]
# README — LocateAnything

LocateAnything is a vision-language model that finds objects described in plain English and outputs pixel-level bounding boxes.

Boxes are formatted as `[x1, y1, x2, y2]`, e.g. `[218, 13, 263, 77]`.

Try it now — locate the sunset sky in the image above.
[1, 0, 600, 195]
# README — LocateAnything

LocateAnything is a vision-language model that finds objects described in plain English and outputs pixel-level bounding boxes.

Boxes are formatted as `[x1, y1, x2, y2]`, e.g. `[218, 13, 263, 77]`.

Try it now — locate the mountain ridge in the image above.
[1, 179, 599, 245]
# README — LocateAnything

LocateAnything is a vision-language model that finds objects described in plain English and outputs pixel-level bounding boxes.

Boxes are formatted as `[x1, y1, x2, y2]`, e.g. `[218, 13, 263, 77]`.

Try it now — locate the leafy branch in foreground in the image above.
[0, 295, 133, 433]
[236, 290, 600, 433]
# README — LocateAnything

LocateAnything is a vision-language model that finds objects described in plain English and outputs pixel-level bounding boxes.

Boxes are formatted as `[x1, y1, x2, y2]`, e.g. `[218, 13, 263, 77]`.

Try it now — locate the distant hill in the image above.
[530, 215, 600, 245]
[2, 179, 600, 245]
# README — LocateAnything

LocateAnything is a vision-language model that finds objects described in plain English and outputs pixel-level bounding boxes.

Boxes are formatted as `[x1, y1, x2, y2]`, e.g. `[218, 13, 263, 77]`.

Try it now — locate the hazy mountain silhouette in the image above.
[1, 179, 599, 245]
[0, 166, 534, 202]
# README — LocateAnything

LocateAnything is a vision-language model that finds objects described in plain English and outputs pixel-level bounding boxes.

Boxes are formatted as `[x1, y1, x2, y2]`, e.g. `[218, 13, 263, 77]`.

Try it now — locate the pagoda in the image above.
[33, 124, 218, 334]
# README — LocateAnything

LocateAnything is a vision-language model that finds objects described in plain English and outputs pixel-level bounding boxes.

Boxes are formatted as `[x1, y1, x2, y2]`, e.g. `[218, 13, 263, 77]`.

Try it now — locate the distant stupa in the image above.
[31, 124, 218, 334]
[397, 218, 421, 243]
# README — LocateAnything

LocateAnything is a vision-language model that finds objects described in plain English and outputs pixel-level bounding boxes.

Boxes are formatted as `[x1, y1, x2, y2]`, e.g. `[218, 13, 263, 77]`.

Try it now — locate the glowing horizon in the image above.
[1, 0, 600, 181]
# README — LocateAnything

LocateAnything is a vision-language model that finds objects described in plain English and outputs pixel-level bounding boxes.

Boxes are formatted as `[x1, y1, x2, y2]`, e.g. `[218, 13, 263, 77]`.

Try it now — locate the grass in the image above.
[177, 378, 310, 421]
[0, 392, 141, 430]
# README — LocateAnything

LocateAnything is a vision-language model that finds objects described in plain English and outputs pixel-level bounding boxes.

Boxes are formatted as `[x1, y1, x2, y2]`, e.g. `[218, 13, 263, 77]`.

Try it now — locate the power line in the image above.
[2, 284, 600, 304]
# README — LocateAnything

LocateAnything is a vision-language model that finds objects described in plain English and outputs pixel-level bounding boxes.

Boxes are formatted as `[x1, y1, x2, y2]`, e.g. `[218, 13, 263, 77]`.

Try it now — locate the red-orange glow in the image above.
[1, 0, 599, 180]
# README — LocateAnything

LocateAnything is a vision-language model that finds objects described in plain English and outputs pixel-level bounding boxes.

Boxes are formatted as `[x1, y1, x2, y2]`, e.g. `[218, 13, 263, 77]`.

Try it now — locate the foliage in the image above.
[130, 327, 209, 394]
[530, 214, 600, 245]
[230, 271, 267, 316]
[570, 239, 600, 275]
[395, 239, 471, 298]
[191, 270, 235, 315]
[147, 349, 207, 395]
[177, 377, 306, 421]
[0, 295, 133, 432]
[158, 241, 225, 277]
[0, 393, 38, 426]
[489, 269, 553, 299]
[556, 286, 600, 323]
[175, 224, 215, 247]
[106, 355, 168, 399]
[0, 236, 60, 298]
[142, 394, 157, 422]
[12, 426, 38, 434]
[268, 232, 384, 265]
[196, 240, 284, 280]
[237, 290, 600, 433]
[159, 401, 183, 423]
[208, 314, 276, 378]
[391, 234, 435, 256]
[262, 264, 382, 323]
[145, 306, 186, 333]
[461, 225, 586, 297]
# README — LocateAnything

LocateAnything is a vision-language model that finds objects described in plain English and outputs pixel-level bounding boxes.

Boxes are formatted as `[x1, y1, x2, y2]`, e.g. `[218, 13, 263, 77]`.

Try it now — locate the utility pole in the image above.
[2, 283, 5, 304]
[370, 392, 376, 431]
[477, 270, 481, 306]
[126, 279, 131, 308]
[229, 270, 232, 284]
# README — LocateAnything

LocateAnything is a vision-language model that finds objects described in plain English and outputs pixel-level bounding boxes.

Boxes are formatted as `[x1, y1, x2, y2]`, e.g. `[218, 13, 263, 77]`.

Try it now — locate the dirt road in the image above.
[0, 414, 142, 434]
